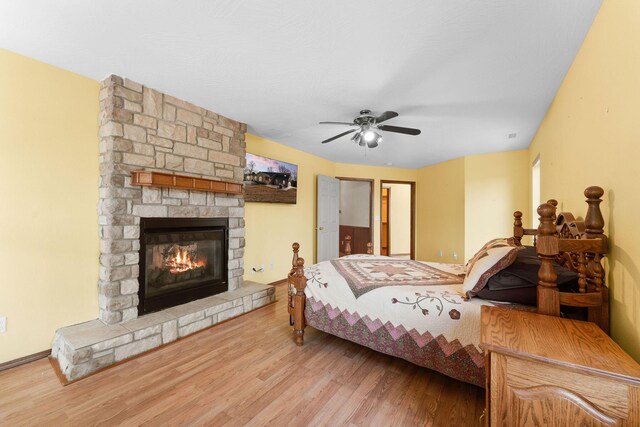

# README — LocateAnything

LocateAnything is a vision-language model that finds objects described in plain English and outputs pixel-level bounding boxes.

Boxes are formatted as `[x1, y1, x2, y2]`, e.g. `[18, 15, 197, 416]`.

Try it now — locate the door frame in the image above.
[380, 180, 416, 260]
[336, 177, 374, 250]
[381, 186, 391, 256]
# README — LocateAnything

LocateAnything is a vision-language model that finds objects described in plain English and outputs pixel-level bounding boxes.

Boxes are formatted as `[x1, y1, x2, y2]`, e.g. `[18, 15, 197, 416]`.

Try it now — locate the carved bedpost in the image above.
[344, 235, 352, 256]
[290, 242, 300, 275]
[584, 186, 608, 332]
[547, 199, 558, 219]
[584, 188, 605, 290]
[536, 203, 560, 317]
[513, 211, 524, 244]
[584, 186, 605, 238]
[366, 242, 373, 255]
[291, 257, 307, 346]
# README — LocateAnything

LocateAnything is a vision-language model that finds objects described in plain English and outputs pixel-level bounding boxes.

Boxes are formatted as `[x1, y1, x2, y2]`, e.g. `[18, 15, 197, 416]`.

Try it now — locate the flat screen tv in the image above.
[243, 153, 298, 204]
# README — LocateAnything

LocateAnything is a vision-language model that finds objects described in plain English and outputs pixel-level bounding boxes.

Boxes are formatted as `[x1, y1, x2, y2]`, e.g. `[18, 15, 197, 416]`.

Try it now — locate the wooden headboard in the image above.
[513, 186, 609, 333]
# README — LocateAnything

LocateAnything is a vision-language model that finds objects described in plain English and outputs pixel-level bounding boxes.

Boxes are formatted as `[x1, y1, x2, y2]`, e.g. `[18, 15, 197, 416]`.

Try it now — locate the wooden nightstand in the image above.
[480, 306, 640, 426]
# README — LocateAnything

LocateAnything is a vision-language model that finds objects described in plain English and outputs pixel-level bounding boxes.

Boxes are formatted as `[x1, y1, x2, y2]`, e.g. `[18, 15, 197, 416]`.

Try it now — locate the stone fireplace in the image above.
[51, 76, 274, 381]
[95, 75, 246, 325]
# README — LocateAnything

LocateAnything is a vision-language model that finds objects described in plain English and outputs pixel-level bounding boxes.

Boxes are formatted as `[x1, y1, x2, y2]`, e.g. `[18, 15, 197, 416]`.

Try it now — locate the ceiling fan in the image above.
[319, 109, 421, 148]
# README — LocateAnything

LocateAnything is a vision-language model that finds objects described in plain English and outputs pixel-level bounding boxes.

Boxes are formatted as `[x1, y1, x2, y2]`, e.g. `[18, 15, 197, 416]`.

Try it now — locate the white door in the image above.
[317, 175, 340, 262]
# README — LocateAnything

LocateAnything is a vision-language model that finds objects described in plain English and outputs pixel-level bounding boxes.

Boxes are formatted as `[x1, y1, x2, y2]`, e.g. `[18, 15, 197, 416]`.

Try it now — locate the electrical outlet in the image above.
[0, 317, 6, 333]
[269, 263, 273, 270]
[452, 251, 458, 261]
[437, 249, 443, 257]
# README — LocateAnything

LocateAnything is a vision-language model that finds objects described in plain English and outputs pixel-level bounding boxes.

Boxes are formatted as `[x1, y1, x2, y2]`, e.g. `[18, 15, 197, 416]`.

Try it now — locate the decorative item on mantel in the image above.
[131, 170, 243, 195]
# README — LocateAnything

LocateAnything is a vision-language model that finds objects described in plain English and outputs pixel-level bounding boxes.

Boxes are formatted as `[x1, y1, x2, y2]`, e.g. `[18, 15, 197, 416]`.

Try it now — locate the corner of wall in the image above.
[416, 157, 465, 263]
[525, 0, 640, 361]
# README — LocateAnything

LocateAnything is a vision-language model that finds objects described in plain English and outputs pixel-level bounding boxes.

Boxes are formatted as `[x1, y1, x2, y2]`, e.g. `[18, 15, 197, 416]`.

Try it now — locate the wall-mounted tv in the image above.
[244, 153, 298, 204]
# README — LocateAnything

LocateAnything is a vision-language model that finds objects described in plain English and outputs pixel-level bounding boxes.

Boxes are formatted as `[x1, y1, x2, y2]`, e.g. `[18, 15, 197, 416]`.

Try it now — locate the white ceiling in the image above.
[1, 0, 601, 168]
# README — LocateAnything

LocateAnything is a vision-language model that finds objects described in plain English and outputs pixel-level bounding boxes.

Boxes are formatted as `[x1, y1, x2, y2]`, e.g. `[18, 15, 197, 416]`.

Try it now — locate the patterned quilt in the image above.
[330, 258, 465, 298]
[303, 255, 518, 387]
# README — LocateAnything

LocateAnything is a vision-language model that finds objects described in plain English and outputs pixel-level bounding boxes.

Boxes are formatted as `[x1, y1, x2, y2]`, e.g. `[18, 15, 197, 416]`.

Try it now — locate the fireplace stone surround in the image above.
[95, 75, 247, 325]
[51, 76, 275, 381]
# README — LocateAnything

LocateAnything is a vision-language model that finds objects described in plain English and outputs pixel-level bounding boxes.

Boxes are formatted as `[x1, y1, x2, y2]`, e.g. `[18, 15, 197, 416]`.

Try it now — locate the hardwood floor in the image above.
[0, 285, 485, 426]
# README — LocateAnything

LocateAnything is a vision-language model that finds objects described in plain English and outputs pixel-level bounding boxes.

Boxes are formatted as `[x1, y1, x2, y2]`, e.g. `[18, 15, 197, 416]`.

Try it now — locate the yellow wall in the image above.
[464, 150, 530, 258]
[243, 143, 419, 283]
[0, 50, 100, 363]
[387, 183, 412, 255]
[528, 0, 640, 360]
[415, 151, 530, 264]
[244, 133, 335, 283]
[245, 142, 527, 278]
[416, 158, 465, 264]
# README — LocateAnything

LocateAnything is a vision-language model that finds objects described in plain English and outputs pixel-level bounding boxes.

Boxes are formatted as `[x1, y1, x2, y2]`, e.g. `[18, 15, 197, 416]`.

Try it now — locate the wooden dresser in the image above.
[480, 306, 640, 426]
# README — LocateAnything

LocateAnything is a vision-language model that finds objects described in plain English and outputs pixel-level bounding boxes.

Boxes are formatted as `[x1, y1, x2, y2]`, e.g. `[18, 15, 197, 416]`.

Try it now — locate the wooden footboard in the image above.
[513, 186, 609, 333]
[286, 238, 373, 346]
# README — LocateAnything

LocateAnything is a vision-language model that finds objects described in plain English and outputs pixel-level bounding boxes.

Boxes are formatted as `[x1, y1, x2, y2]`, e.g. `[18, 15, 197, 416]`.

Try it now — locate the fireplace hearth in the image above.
[139, 218, 228, 315]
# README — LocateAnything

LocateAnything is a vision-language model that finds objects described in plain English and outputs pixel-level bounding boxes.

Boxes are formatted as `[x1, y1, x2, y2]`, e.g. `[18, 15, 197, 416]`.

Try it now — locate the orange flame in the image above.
[166, 246, 205, 274]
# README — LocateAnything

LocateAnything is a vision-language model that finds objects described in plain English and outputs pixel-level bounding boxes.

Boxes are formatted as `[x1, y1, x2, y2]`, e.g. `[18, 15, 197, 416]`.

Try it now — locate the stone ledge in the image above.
[51, 281, 275, 381]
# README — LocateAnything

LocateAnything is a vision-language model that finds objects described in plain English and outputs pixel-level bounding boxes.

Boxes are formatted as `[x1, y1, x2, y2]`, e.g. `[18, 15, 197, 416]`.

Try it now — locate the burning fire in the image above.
[165, 245, 205, 274]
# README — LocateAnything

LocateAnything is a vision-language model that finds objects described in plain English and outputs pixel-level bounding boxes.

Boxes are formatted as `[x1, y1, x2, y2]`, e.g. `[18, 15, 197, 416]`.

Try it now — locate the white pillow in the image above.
[463, 238, 522, 298]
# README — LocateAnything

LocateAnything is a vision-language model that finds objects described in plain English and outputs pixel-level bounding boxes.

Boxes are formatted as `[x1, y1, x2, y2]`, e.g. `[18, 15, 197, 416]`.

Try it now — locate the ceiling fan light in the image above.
[367, 134, 382, 148]
[363, 130, 377, 143]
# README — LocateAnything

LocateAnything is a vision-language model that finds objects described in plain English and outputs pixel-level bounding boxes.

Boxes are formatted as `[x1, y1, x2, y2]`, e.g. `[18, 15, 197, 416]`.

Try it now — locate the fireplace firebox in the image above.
[138, 218, 228, 315]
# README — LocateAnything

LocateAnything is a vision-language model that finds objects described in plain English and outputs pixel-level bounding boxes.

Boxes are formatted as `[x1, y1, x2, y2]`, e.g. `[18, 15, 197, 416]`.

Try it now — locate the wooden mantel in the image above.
[131, 170, 243, 195]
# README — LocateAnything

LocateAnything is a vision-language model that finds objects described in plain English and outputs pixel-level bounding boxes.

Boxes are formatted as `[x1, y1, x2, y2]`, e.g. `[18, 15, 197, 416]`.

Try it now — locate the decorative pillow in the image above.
[473, 245, 579, 305]
[486, 246, 579, 291]
[475, 285, 538, 306]
[463, 237, 523, 298]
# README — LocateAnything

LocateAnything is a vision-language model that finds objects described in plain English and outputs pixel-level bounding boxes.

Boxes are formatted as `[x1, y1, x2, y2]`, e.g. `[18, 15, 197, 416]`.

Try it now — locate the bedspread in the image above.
[302, 255, 517, 386]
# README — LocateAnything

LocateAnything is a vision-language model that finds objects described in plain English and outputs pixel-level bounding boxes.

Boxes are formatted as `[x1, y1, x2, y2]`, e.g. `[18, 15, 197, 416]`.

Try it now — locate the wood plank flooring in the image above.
[0, 285, 485, 426]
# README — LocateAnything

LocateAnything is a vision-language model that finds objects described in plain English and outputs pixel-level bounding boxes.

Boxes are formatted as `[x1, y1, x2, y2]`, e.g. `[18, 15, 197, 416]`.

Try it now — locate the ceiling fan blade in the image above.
[374, 111, 399, 124]
[322, 129, 356, 144]
[319, 121, 357, 125]
[378, 124, 421, 136]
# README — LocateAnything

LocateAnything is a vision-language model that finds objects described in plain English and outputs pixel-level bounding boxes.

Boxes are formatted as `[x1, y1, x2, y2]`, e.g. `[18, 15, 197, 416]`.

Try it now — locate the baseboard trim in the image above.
[0, 349, 51, 372]
[268, 278, 287, 286]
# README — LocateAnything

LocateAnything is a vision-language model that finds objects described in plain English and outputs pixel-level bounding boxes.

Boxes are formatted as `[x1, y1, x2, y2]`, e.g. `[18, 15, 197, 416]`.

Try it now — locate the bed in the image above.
[287, 186, 609, 387]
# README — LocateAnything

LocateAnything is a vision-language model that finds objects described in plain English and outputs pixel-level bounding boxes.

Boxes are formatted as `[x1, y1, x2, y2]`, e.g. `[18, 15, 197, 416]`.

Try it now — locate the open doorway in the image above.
[381, 180, 415, 259]
[338, 177, 373, 255]
[532, 155, 541, 224]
